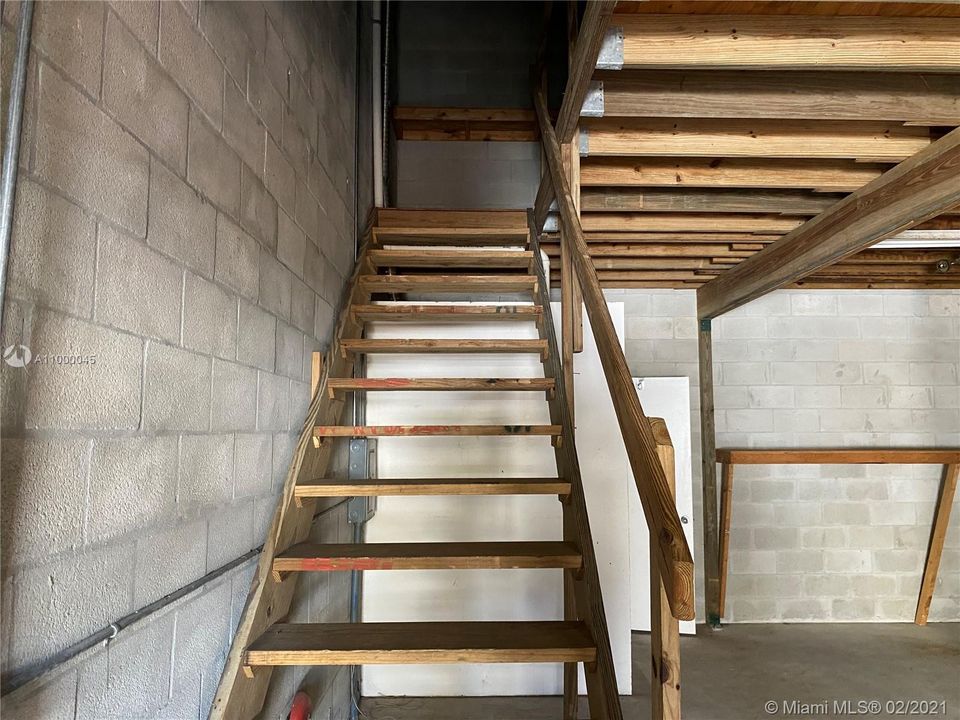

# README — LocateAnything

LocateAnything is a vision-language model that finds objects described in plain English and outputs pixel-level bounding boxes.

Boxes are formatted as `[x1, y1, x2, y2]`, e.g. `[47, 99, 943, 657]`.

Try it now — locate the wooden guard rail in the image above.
[716, 449, 960, 626]
[532, 80, 695, 622]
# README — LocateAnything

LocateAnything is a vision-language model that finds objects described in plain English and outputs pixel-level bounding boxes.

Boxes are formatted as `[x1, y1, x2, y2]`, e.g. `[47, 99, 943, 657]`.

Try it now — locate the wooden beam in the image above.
[614, 14, 960, 71]
[697, 126, 960, 318]
[593, 70, 960, 125]
[718, 462, 734, 620]
[392, 106, 538, 142]
[716, 448, 960, 465]
[582, 118, 932, 162]
[581, 212, 803, 234]
[581, 188, 842, 215]
[535, 80, 695, 622]
[916, 463, 959, 625]
[580, 157, 889, 191]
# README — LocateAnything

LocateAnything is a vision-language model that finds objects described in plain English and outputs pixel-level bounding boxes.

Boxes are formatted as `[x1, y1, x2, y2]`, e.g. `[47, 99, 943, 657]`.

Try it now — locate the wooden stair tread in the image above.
[244, 621, 596, 666]
[370, 249, 534, 268]
[340, 339, 548, 355]
[273, 541, 583, 571]
[352, 304, 542, 322]
[375, 209, 530, 229]
[327, 377, 555, 394]
[313, 424, 562, 438]
[359, 274, 537, 292]
[294, 477, 572, 497]
[373, 227, 530, 247]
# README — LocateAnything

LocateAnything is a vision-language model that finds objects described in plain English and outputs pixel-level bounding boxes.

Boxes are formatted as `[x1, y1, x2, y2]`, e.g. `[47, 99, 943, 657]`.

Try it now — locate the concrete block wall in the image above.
[0, 1, 364, 717]
[605, 288, 960, 623]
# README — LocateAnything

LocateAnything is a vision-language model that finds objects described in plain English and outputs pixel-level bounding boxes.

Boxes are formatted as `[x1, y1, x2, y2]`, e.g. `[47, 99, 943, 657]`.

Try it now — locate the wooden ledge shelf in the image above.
[715, 447, 960, 627]
[294, 477, 572, 499]
[244, 621, 596, 668]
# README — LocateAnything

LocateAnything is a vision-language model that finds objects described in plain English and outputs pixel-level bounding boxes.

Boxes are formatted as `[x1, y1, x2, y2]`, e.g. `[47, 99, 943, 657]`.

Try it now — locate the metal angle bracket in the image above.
[596, 26, 624, 70]
[578, 127, 589, 157]
[347, 438, 377, 524]
[580, 81, 604, 118]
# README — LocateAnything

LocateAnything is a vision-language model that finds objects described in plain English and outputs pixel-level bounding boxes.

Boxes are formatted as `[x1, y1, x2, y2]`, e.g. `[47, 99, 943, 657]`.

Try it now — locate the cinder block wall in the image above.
[605, 288, 960, 623]
[0, 2, 363, 717]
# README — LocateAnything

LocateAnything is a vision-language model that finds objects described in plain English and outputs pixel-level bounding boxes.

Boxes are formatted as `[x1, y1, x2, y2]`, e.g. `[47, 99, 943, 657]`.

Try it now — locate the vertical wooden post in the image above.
[698, 318, 722, 627]
[566, 0, 584, 356]
[915, 463, 959, 625]
[651, 419, 681, 720]
[718, 462, 734, 620]
[560, 143, 577, 426]
[311, 351, 324, 398]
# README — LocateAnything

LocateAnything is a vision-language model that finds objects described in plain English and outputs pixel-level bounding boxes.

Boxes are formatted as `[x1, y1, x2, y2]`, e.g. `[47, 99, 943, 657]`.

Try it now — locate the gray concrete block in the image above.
[144, 341, 211, 432]
[35, 62, 148, 236]
[207, 499, 254, 569]
[8, 178, 97, 316]
[183, 271, 238, 360]
[179, 436, 235, 512]
[32, 0, 103, 98]
[199, 0, 250, 86]
[288, 380, 312, 432]
[234, 433, 273, 498]
[247, 60, 283, 141]
[296, 181, 321, 245]
[147, 158, 217, 278]
[258, 371, 289, 432]
[0, 667, 77, 720]
[278, 208, 307, 278]
[103, 12, 188, 173]
[253, 495, 275, 544]
[315, 296, 335, 344]
[259, 250, 293, 321]
[224, 79, 266, 176]
[265, 135, 296, 214]
[188, 109, 241, 218]
[24, 310, 142, 431]
[291, 277, 316, 335]
[276, 321, 304, 380]
[158, 0, 223, 128]
[86, 436, 178, 545]
[238, 301, 277, 371]
[283, 106, 312, 178]
[95, 225, 182, 344]
[272, 432, 297, 488]
[263, 15, 292, 101]
[211, 359, 257, 431]
[302, 336, 321, 383]
[76, 611, 174, 719]
[240, 165, 278, 252]
[0, 438, 89, 568]
[109, 1, 159, 53]
[10, 543, 135, 669]
[215, 214, 260, 302]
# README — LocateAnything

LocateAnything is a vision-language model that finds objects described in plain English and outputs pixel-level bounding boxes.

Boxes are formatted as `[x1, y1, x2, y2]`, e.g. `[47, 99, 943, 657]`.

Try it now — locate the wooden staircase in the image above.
[211, 209, 625, 720]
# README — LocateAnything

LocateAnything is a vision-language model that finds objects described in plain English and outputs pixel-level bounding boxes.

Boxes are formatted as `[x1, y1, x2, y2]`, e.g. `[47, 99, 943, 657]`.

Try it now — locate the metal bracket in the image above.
[596, 26, 624, 70]
[578, 128, 589, 157]
[581, 81, 604, 118]
[544, 214, 560, 233]
[699, 318, 712, 332]
[347, 438, 377, 524]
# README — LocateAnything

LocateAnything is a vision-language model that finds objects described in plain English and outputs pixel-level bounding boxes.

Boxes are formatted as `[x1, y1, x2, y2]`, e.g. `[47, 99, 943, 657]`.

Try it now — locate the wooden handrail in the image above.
[717, 448, 960, 465]
[532, 81, 695, 621]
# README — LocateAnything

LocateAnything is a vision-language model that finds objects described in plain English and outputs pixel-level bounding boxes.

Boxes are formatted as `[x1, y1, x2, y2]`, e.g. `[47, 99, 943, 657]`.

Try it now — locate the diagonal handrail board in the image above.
[697, 125, 960, 319]
[533, 82, 695, 622]
[210, 246, 373, 720]
[528, 212, 623, 720]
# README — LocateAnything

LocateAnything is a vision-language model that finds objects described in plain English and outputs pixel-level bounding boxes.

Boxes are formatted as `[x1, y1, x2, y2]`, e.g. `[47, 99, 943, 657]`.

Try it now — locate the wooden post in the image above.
[651, 419, 681, 720]
[698, 318, 721, 628]
[718, 462, 734, 620]
[915, 463, 959, 625]
[311, 351, 324, 398]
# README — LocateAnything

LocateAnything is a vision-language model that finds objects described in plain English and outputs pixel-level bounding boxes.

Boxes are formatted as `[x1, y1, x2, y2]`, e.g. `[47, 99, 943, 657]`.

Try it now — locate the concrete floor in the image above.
[361, 623, 960, 720]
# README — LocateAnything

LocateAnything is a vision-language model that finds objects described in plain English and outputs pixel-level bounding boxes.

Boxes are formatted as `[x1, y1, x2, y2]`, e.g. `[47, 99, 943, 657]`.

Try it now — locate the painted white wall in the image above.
[361, 301, 635, 696]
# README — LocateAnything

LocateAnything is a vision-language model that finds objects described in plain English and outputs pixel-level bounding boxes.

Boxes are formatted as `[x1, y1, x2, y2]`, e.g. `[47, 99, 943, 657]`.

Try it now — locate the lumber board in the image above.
[313, 424, 563, 438]
[359, 274, 537, 293]
[614, 14, 960, 71]
[273, 541, 583, 572]
[915, 464, 959, 625]
[294, 477, 572, 497]
[244, 622, 597, 667]
[392, 107, 538, 142]
[580, 157, 888, 191]
[612, 2, 960, 17]
[580, 187, 842, 215]
[697, 126, 960, 318]
[534, 85, 695, 622]
[369, 249, 533, 268]
[375, 209, 529, 229]
[716, 449, 960, 464]
[697, 320, 721, 627]
[582, 118, 932, 161]
[580, 212, 803, 234]
[352, 304, 542, 322]
[594, 70, 960, 125]
[340, 338, 548, 356]
[327, 377, 555, 394]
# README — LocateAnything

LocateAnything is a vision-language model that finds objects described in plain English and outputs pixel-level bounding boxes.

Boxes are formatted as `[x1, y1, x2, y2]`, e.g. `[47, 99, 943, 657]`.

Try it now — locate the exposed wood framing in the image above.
[696, 126, 960, 318]
[698, 320, 721, 627]
[580, 188, 844, 215]
[916, 464, 959, 625]
[392, 107, 538, 141]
